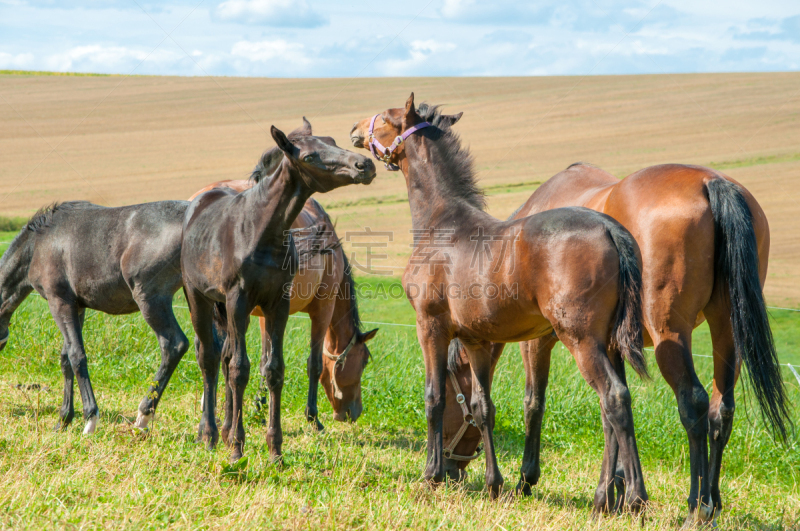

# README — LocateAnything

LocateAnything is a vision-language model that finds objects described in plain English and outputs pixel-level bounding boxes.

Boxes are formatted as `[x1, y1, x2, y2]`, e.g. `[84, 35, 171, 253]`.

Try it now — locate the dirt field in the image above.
[1, 72, 798, 304]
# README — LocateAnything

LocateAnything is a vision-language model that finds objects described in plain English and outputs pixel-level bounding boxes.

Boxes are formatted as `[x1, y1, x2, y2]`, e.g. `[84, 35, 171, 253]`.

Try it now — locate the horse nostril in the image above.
[350, 122, 358, 135]
[355, 161, 365, 171]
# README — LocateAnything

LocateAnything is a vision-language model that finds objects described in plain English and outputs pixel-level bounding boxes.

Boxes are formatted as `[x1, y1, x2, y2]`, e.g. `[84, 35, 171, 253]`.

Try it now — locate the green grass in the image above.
[0, 275, 798, 529]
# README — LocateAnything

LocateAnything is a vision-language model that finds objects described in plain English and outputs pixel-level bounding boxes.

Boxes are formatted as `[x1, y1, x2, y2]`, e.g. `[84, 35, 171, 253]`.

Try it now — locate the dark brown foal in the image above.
[182, 120, 375, 463]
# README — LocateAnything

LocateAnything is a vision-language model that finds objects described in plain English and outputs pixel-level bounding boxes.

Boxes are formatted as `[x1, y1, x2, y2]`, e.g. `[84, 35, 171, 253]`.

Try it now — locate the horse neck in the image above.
[325, 273, 358, 353]
[248, 159, 315, 247]
[0, 231, 34, 328]
[402, 136, 492, 235]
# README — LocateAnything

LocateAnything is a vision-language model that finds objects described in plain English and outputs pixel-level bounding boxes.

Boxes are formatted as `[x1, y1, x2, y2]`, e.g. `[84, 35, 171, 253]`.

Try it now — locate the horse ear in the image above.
[271, 125, 294, 156]
[300, 116, 312, 135]
[442, 112, 463, 127]
[360, 328, 379, 342]
[404, 92, 416, 119]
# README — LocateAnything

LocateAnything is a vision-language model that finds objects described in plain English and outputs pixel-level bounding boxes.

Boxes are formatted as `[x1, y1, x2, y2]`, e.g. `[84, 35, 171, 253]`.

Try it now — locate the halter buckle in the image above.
[443, 449, 452, 458]
[456, 393, 465, 404]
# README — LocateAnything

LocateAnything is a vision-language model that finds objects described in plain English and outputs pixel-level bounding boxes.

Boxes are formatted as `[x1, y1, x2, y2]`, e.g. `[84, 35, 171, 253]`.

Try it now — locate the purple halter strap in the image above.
[368, 114, 431, 171]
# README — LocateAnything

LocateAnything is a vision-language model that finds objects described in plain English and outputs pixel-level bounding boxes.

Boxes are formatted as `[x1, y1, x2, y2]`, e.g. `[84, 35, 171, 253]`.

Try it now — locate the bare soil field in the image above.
[1, 72, 798, 304]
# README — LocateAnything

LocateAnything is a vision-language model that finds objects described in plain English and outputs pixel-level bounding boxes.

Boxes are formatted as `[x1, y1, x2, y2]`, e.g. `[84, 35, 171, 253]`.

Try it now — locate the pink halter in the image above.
[368, 114, 431, 171]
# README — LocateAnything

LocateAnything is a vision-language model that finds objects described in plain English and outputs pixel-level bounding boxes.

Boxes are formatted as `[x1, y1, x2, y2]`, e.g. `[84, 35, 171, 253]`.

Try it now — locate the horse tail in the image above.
[601, 216, 648, 379]
[706, 178, 792, 441]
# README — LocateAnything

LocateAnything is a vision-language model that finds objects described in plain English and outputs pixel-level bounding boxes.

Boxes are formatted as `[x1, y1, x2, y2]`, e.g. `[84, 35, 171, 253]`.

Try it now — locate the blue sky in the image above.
[0, 0, 798, 77]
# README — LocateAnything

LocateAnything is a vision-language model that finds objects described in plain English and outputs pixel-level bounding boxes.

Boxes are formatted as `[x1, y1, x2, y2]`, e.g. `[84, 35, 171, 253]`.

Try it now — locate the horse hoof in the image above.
[134, 411, 153, 431]
[423, 471, 445, 486]
[312, 419, 325, 433]
[681, 507, 717, 529]
[515, 480, 533, 497]
[83, 415, 98, 435]
[487, 484, 503, 500]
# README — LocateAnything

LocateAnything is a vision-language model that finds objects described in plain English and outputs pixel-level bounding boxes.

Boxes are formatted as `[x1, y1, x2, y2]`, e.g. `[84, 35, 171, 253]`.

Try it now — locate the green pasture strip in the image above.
[708, 152, 800, 171]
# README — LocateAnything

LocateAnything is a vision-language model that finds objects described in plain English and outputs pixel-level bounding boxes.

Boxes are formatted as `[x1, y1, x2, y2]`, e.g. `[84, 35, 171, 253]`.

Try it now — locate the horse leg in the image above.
[219, 333, 235, 446]
[54, 309, 84, 431]
[462, 340, 504, 498]
[260, 297, 290, 462]
[49, 301, 99, 434]
[186, 290, 220, 450]
[703, 301, 740, 526]
[225, 291, 251, 463]
[418, 323, 450, 486]
[564, 335, 648, 513]
[134, 297, 189, 430]
[253, 316, 269, 423]
[516, 335, 556, 496]
[304, 313, 326, 431]
[595, 346, 628, 514]
[654, 331, 712, 527]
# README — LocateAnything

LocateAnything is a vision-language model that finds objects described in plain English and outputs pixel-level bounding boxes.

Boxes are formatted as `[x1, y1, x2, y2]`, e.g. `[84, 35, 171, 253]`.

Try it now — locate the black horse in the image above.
[0, 200, 189, 434]
[182, 119, 376, 463]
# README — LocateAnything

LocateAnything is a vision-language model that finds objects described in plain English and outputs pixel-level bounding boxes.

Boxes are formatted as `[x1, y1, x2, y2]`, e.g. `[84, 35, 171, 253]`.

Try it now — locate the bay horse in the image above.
[349, 94, 649, 510]
[189, 177, 378, 429]
[182, 119, 376, 463]
[0, 200, 190, 434]
[444, 162, 792, 526]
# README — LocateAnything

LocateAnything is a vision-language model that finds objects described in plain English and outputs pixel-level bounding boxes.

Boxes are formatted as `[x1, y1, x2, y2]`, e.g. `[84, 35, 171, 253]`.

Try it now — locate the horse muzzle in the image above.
[350, 123, 365, 148]
[333, 401, 362, 423]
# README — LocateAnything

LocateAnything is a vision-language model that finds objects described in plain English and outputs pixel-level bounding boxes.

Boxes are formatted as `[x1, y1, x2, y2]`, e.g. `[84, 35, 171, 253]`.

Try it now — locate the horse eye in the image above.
[303, 155, 315, 163]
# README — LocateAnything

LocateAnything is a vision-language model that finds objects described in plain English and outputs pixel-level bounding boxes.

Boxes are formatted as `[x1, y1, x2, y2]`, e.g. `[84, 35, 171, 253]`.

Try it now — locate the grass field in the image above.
[0, 266, 798, 529]
[1, 72, 799, 529]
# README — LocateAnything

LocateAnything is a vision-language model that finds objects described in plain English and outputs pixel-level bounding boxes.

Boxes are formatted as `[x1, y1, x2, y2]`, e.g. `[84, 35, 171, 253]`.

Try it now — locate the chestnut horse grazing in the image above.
[350, 94, 649, 509]
[189, 178, 378, 429]
[445, 162, 792, 526]
[182, 119, 376, 463]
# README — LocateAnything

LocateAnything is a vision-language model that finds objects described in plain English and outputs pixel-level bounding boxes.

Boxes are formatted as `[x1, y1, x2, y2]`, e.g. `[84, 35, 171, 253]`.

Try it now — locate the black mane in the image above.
[340, 252, 362, 333]
[416, 103, 486, 211]
[26, 201, 99, 233]
[248, 147, 281, 184]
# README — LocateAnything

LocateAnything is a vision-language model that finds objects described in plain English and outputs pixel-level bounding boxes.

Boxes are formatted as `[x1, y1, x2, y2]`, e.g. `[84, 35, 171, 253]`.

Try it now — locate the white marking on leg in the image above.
[699, 503, 714, 522]
[134, 411, 154, 430]
[83, 415, 98, 435]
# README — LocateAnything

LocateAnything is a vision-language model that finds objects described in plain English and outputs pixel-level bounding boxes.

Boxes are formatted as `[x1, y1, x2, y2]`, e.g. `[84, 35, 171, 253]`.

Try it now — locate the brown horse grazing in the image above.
[189, 178, 378, 429]
[443, 162, 792, 526]
[350, 94, 650, 510]
[182, 119, 376, 463]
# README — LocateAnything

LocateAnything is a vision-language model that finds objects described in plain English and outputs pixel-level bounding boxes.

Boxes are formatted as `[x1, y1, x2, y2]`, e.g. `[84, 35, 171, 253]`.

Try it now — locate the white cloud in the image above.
[231, 39, 310, 64]
[0, 52, 35, 69]
[441, 0, 475, 19]
[214, 0, 327, 27]
[380, 39, 458, 75]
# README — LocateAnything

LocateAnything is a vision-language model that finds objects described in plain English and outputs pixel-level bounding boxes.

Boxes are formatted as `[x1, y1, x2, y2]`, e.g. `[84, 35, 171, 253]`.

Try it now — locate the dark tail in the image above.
[706, 178, 792, 441]
[602, 217, 649, 379]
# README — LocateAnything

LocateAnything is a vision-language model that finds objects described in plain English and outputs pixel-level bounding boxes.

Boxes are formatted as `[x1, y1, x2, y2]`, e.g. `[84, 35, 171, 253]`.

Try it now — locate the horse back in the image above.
[28, 201, 187, 313]
[511, 163, 617, 220]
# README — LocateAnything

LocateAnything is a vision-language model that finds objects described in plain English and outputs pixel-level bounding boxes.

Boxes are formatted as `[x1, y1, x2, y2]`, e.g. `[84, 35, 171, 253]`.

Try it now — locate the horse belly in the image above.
[288, 265, 323, 314]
